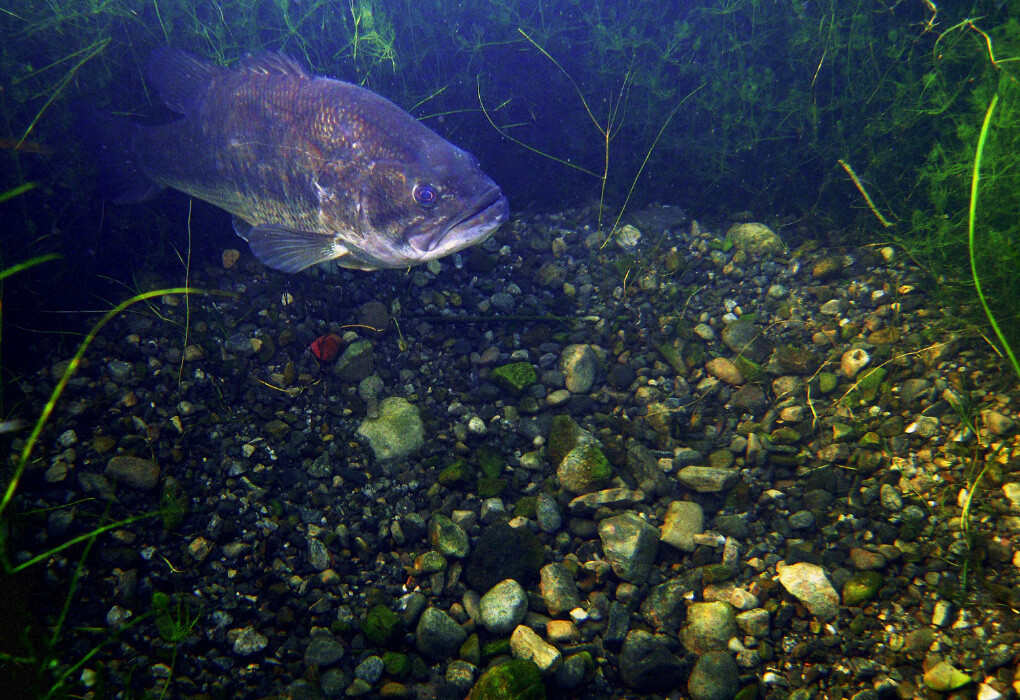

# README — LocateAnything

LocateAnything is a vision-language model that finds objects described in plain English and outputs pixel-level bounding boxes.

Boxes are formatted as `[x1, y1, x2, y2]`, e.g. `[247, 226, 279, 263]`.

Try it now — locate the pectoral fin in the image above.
[235, 221, 349, 273]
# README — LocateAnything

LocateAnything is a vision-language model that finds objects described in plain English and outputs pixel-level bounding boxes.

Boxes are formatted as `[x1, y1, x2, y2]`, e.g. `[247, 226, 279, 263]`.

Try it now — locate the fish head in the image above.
[330, 140, 508, 270]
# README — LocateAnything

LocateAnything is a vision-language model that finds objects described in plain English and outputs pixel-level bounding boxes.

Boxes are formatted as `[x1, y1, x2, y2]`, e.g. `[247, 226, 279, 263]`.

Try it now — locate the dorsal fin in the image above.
[145, 49, 222, 115]
[237, 52, 309, 79]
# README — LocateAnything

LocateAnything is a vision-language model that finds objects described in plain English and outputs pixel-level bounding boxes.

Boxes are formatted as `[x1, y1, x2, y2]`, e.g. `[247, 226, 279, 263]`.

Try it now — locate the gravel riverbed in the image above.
[7, 204, 1020, 699]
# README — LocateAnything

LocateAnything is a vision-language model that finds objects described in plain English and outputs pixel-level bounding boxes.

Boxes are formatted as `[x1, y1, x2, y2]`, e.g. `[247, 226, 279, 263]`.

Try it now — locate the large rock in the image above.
[357, 397, 424, 460]
[559, 344, 601, 394]
[619, 630, 684, 692]
[105, 455, 160, 491]
[598, 512, 660, 584]
[557, 443, 612, 495]
[777, 562, 839, 620]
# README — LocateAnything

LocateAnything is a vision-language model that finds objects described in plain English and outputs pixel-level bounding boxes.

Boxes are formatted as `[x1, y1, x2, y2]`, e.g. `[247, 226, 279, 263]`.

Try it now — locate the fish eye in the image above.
[413, 183, 437, 208]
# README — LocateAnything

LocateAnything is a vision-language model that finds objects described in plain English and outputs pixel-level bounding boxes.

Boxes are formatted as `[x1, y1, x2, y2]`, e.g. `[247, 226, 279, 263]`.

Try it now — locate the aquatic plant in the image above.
[0, 231, 207, 695]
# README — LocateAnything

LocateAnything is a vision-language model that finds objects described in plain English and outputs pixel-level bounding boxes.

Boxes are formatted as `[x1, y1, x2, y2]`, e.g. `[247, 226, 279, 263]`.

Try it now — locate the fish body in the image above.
[89, 50, 508, 273]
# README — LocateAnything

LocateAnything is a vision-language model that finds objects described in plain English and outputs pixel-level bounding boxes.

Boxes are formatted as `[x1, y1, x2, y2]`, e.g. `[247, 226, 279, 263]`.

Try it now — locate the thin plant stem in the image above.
[968, 93, 1020, 380]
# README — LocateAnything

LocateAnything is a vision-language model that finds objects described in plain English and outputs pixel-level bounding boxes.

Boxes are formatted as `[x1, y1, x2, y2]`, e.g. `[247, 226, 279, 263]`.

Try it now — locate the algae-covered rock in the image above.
[468, 659, 545, 700]
[725, 222, 785, 256]
[491, 362, 537, 395]
[842, 571, 883, 606]
[557, 443, 612, 495]
[362, 604, 401, 647]
[357, 397, 424, 460]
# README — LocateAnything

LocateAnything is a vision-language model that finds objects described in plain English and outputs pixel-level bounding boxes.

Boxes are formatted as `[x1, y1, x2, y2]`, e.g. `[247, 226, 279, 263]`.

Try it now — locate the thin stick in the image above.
[837, 159, 894, 228]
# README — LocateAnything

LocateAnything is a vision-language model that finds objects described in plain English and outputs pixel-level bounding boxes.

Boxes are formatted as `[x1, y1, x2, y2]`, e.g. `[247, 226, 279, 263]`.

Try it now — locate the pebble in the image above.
[777, 562, 839, 620]
[681, 601, 738, 654]
[304, 633, 345, 667]
[231, 626, 269, 656]
[660, 500, 704, 552]
[539, 563, 581, 617]
[688, 651, 740, 700]
[619, 630, 685, 692]
[428, 514, 469, 558]
[357, 397, 424, 460]
[706, 357, 744, 385]
[510, 625, 562, 674]
[560, 344, 600, 393]
[479, 579, 528, 634]
[598, 512, 660, 584]
[414, 608, 466, 660]
[534, 492, 562, 533]
[840, 348, 870, 378]
[104, 455, 160, 491]
[676, 466, 738, 493]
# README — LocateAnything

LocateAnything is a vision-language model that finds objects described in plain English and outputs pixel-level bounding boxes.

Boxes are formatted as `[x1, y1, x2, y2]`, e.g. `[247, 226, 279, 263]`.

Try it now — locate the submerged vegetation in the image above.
[0, 0, 1017, 352]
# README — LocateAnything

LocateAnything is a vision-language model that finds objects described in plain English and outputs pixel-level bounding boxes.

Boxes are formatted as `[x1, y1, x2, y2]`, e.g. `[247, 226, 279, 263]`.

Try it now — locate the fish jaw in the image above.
[407, 186, 509, 258]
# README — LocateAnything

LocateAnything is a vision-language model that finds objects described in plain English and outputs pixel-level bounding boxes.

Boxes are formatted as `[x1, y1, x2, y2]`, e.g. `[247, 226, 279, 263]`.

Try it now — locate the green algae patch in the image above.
[468, 659, 545, 700]
[491, 362, 537, 395]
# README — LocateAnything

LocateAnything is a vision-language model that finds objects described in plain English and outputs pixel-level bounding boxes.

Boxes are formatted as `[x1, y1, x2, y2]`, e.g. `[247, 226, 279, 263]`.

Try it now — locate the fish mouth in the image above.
[409, 186, 509, 255]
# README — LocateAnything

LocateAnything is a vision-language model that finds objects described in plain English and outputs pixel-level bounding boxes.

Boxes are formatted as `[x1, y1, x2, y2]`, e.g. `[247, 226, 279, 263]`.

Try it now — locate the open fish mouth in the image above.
[410, 186, 508, 254]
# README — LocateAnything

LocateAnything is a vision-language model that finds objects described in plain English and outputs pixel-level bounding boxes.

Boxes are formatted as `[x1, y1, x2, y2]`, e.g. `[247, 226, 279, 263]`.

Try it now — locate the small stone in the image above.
[842, 571, 883, 606]
[534, 493, 562, 533]
[510, 625, 561, 674]
[231, 626, 268, 656]
[660, 500, 704, 552]
[467, 659, 544, 700]
[305, 633, 345, 667]
[221, 248, 241, 268]
[539, 563, 581, 617]
[479, 579, 528, 634]
[415, 608, 467, 660]
[560, 344, 600, 394]
[841, 348, 870, 378]
[725, 223, 784, 256]
[557, 442, 611, 495]
[187, 536, 213, 562]
[429, 514, 469, 558]
[923, 661, 971, 691]
[688, 651, 740, 700]
[614, 224, 642, 248]
[357, 397, 424, 460]
[619, 629, 684, 692]
[598, 512, 660, 584]
[706, 357, 744, 385]
[676, 466, 738, 493]
[681, 601, 738, 655]
[982, 409, 1016, 436]
[105, 455, 160, 491]
[777, 562, 839, 620]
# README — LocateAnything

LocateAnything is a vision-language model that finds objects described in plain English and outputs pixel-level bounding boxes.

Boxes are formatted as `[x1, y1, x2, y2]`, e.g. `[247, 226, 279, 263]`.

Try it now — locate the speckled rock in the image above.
[688, 651, 740, 700]
[105, 455, 160, 491]
[619, 630, 684, 692]
[557, 442, 612, 495]
[681, 601, 738, 654]
[357, 397, 424, 460]
[725, 222, 785, 256]
[598, 512, 660, 584]
[479, 579, 528, 634]
[560, 344, 601, 394]
[510, 625, 562, 674]
[415, 608, 467, 660]
[777, 562, 839, 620]
[660, 500, 704, 552]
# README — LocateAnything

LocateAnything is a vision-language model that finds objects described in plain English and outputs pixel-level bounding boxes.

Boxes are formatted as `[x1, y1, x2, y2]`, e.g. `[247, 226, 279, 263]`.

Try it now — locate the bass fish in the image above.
[87, 49, 508, 273]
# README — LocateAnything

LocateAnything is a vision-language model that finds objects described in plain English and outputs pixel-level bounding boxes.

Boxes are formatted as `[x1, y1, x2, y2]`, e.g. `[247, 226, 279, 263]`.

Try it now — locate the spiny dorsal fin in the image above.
[237, 52, 309, 79]
[145, 49, 222, 115]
